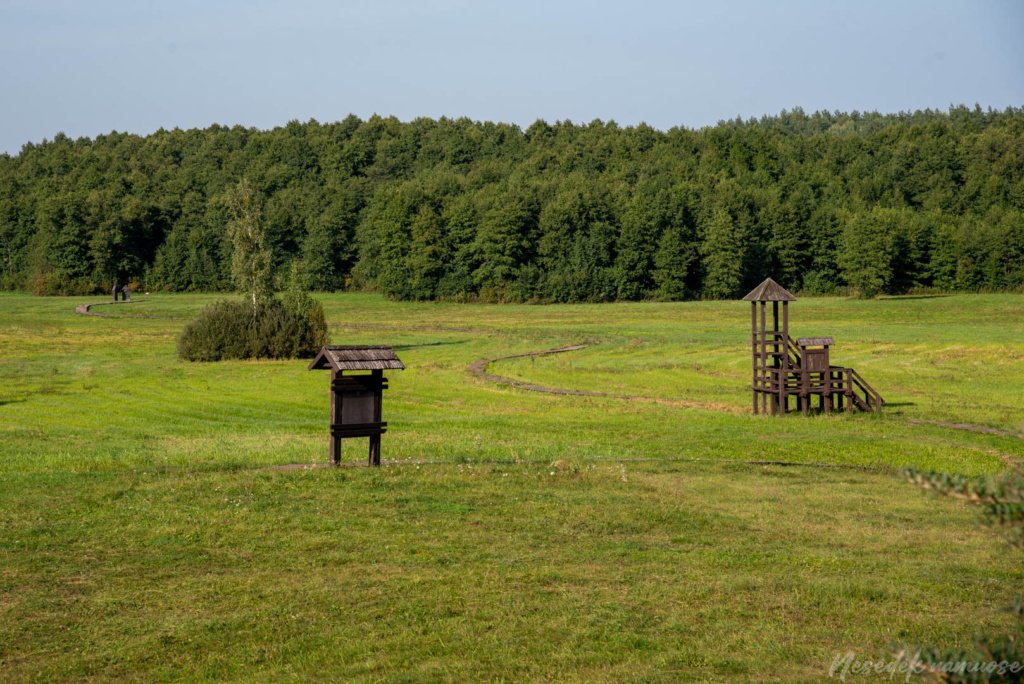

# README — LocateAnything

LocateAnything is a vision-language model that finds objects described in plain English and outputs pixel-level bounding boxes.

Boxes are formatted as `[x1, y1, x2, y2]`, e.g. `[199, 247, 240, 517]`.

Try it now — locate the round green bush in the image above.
[177, 295, 328, 361]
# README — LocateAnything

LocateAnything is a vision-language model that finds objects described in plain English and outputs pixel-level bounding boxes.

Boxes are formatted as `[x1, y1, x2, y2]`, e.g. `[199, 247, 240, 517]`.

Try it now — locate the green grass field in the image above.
[1, 292, 1022, 681]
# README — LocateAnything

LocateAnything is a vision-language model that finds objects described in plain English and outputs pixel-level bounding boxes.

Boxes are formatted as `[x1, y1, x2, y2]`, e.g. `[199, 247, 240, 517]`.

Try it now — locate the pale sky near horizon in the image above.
[1, 0, 1022, 155]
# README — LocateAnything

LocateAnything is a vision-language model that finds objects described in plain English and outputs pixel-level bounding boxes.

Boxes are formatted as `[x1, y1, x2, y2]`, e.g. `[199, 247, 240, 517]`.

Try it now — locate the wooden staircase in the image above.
[782, 335, 884, 413]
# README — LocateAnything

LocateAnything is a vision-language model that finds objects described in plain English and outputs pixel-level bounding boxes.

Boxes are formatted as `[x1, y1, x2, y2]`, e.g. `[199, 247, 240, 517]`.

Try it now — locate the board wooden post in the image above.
[330, 368, 341, 465]
[369, 369, 383, 466]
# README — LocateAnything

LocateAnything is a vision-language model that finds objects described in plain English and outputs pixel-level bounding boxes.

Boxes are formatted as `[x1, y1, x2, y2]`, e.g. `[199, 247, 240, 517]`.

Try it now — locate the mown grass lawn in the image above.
[1, 292, 1022, 682]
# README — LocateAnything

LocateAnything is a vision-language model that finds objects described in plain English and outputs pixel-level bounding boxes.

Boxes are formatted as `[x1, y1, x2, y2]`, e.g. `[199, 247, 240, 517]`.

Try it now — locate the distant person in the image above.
[122, 284, 131, 302]
[112, 283, 120, 302]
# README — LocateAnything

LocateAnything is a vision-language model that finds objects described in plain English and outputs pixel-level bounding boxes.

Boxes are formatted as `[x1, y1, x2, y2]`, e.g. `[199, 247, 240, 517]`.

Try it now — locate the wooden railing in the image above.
[762, 365, 883, 413]
[847, 367, 884, 412]
[751, 330, 884, 414]
[785, 335, 802, 368]
[751, 331, 803, 369]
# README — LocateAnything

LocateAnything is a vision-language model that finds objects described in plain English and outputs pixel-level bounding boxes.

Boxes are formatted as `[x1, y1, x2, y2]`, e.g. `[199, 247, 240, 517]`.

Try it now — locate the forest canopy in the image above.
[1, 106, 1022, 301]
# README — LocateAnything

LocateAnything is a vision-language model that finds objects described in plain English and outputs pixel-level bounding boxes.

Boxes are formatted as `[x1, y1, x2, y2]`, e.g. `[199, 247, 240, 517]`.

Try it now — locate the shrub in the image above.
[177, 296, 329, 362]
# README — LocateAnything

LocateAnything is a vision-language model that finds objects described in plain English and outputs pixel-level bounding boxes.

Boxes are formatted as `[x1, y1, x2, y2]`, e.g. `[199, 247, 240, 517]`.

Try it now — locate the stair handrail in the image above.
[847, 367, 884, 410]
[785, 335, 802, 368]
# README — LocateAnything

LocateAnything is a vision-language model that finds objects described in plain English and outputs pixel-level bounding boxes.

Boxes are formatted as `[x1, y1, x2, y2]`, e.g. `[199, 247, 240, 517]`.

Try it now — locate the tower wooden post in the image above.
[782, 300, 790, 414]
[743, 278, 797, 417]
[751, 302, 758, 414]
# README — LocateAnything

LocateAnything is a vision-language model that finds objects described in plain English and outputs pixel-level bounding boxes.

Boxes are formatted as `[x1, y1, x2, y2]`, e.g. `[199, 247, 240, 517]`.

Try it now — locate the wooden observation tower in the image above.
[744, 278, 883, 415]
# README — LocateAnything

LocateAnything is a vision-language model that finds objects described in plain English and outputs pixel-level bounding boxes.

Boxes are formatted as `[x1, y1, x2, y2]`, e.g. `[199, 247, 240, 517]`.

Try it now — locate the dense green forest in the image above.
[1, 106, 1022, 301]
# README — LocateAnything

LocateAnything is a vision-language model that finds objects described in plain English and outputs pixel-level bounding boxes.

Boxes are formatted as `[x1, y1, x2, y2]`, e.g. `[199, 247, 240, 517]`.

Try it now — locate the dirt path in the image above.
[329, 321, 480, 333]
[267, 454, 883, 473]
[466, 343, 743, 414]
[909, 419, 1023, 440]
[74, 300, 187, 319]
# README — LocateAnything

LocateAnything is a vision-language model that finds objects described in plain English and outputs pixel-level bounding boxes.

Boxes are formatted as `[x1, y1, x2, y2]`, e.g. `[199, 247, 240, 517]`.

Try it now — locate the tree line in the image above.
[1, 105, 1022, 300]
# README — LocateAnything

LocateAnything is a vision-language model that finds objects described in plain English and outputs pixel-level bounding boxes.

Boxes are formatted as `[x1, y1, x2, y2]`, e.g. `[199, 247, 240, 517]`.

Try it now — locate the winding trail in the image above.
[909, 419, 1024, 440]
[267, 454, 883, 472]
[329, 321, 479, 333]
[466, 343, 744, 414]
[74, 300, 188, 319]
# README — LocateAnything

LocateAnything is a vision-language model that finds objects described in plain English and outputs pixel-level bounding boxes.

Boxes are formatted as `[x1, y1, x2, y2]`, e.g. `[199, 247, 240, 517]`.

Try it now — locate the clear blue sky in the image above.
[1, 0, 1022, 155]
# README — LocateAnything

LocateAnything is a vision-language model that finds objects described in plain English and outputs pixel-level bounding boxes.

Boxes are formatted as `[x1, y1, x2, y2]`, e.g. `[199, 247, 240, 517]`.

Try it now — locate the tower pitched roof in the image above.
[742, 278, 797, 302]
